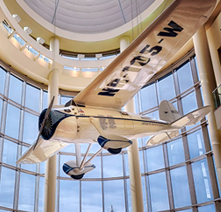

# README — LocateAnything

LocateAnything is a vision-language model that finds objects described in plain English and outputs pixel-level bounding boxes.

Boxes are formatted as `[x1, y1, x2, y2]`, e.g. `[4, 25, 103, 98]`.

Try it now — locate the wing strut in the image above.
[79, 143, 92, 170]
[83, 147, 103, 168]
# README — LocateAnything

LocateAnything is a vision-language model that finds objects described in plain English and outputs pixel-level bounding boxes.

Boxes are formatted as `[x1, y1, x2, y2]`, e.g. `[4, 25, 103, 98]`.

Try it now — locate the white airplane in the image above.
[17, 0, 215, 180]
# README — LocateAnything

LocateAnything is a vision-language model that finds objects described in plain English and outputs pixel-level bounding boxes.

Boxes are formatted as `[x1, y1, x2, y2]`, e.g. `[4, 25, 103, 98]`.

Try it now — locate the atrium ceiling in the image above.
[3, 0, 174, 53]
[23, 0, 155, 34]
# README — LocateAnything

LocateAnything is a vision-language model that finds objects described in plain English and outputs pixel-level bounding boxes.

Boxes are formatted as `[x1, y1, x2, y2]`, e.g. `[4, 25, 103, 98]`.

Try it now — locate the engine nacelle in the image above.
[39, 109, 77, 143]
[63, 160, 95, 180]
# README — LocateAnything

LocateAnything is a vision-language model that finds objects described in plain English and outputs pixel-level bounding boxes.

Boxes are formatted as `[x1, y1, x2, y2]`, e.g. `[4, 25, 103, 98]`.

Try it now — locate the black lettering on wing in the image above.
[157, 20, 183, 37]
[98, 88, 120, 97]
[140, 45, 162, 56]
[130, 56, 150, 66]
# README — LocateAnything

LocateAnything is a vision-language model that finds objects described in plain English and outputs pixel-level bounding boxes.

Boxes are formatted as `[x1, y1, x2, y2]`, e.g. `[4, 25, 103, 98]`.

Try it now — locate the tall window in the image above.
[138, 52, 220, 211]
[0, 50, 220, 212]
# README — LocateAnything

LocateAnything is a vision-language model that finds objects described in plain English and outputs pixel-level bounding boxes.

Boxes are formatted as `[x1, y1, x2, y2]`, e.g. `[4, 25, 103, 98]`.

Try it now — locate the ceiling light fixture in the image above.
[36, 37, 45, 45]
[12, 14, 21, 23]
[95, 54, 102, 59]
[23, 26, 32, 34]
[77, 54, 85, 59]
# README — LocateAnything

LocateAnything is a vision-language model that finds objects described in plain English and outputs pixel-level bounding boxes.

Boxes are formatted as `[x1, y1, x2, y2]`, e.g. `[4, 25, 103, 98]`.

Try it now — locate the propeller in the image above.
[33, 96, 55, 150]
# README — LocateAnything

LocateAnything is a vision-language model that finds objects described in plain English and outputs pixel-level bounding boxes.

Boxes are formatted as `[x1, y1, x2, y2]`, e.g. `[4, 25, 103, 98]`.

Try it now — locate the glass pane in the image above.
[59, 180, 79, 212]
[177, 62, 194, 93]
[140, 83, 157, 111]
[38, 177, 45, 212]
[126, 179, 132, 212]
[0, 167, 15, 208]
[0, 67, 6, 94]
[23, 112, 38, 144]
[40, 161, 46, 174]
[134, 94, 140, 114]
[198, 204, 215, 212]
[192, 159, 213, 203]
[167, 138, 185, 166]
[148, 172, 169, 211]
[146, 110, 159, 120]
[170, 166, 191, 208]
[104, 180, 125, 212]
[182, 92, 198, 131]
[5, 104, 20, 139]
[18, 172, 35, 211]
[82, 181, 102, 212]
[157, 72, 175, 102]
[80, 143, 100, 154]
[0, 99, 2, 128]
[145, 145, 164, 172]
[103, 154, 123, 178]
[142, 176, 148, 212]
[2, 139, 17, 166]
[181, 92, 197, 115]
[84, 156, 101, 178]
[60, 96, 72, 105]
[43, 91, 48, 109]
[8, 75, 23, 104]
[187, 130, 205, 159]
[25, 84, 40, 112]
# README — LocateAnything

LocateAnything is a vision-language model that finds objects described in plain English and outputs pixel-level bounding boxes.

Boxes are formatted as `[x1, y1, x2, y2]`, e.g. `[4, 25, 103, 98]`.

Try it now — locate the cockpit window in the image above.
[64, 99, 85, 107]
[120, 111, 129, 115]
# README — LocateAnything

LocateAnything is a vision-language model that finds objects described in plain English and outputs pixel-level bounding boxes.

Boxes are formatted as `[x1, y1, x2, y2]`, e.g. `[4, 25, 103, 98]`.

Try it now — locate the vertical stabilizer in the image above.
[159, 100, 180, 122]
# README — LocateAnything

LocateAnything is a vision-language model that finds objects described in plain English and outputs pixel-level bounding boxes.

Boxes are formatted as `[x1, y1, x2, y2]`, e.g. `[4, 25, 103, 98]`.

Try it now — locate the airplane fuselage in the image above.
[48, 105, 179, 145]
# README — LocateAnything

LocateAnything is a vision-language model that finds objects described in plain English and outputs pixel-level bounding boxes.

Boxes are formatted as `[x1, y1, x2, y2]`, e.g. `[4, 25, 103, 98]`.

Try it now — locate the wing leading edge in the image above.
[17, 137, 69, 164]
[73, 0, 216, 110]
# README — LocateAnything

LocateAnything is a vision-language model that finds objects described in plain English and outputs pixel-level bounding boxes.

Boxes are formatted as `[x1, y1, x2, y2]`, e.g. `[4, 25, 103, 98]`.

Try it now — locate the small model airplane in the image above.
[17, 0, 215, 179]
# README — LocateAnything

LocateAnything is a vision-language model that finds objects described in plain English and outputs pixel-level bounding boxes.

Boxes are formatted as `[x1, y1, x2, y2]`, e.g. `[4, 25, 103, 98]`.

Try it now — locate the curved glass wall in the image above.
[136, 51, 220, 212]
[0, 50, 220, 212]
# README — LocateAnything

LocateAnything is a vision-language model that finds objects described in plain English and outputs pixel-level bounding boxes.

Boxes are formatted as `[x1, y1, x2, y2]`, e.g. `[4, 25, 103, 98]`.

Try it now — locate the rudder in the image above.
[159, 100, 180, 122]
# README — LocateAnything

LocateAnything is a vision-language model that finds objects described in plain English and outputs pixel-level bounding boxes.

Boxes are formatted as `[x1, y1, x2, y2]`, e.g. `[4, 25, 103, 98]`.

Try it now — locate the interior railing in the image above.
[213, 84, 221, 109]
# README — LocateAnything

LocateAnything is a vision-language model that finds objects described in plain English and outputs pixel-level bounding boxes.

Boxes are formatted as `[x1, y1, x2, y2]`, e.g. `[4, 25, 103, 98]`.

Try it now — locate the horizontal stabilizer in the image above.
[17, 137, 68, 164]
[171, 106, 211, 127]
[146, 130, 179, 146]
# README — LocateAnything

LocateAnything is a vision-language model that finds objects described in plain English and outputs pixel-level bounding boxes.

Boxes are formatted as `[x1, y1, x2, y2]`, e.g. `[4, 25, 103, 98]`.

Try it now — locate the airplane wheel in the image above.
[70, 174, 85, 180]
[107, 148, 122, 154]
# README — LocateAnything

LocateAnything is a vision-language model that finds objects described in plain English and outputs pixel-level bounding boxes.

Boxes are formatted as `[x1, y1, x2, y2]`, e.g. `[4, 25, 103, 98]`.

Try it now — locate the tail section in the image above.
[159, 100, 211, 126]
[159, 100, 180, 122]
[171, 106, 211, 127]
[147, 101, 212, 146]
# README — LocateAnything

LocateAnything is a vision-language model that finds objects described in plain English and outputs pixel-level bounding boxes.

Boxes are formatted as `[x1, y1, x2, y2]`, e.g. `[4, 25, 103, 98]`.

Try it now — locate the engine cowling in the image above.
[39, 109, 77, 142]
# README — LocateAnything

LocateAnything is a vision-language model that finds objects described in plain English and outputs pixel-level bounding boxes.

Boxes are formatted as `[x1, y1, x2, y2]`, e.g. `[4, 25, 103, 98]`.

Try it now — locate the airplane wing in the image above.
[17, 137, 69, 164]
[72, 0, 216, 110]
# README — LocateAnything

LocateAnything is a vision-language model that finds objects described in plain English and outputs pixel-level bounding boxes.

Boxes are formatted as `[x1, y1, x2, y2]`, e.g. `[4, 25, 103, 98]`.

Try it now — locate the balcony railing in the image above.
[213, 84, 221, 109]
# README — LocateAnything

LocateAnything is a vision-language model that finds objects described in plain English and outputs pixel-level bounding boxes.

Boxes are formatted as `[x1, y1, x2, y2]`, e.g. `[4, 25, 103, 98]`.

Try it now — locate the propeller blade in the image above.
[33, 96, 55, 150]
